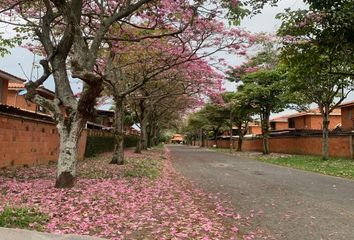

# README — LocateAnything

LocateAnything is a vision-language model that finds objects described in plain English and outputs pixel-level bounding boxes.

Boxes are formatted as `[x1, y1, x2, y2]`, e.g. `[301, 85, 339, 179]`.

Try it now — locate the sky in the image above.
[1, 0, 340, 116]
[223, 0, 306, 92]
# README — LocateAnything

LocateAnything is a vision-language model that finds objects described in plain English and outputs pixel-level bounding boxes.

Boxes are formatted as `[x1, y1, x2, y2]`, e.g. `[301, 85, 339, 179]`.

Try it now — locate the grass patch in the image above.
[0, 206, 49, 231]
[257, 155, 354, 179]
[154, 143, 165, 149]
[124, 157, 162, 179]
[208, 147, 233, 153]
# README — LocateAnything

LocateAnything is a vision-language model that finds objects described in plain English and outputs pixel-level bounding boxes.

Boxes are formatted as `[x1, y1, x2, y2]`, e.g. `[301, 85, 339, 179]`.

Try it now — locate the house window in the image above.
[289, 119, 295, 128]
[270, 122, 276, 130]
[348, 109, 352, 120]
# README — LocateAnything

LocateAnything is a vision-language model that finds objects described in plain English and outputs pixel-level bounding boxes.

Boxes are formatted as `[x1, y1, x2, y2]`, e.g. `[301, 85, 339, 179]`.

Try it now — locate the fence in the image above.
[0, 105, 87, 168]
[195, 134, 354, 159]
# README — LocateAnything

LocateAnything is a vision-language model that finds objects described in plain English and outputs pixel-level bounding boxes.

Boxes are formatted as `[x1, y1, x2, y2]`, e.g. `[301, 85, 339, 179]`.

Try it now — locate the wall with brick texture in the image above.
[274, 122, 288, 130]
[198, 134, 353, 158]
[6, 91, 37, 112]
[0, 114, 87, 168]
[290, 115, 341, 130]
[341, 106, 354, 131]
[0, 78, 8, 104]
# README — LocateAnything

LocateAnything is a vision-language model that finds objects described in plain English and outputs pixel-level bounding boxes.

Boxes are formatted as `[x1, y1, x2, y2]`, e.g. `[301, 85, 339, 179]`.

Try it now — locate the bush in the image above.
[85, 135, 140, 157]
[0, 206, 49, 231]
[85, 136, 115, 157]
[124, 135, 139, 148]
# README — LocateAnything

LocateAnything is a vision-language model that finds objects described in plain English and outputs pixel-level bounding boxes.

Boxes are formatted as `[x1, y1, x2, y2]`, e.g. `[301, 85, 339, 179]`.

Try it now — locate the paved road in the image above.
[169, 145, 354, 240]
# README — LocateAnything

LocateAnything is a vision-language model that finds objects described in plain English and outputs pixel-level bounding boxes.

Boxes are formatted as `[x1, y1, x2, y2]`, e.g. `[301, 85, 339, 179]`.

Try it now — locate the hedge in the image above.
[84, 135, 139, 157]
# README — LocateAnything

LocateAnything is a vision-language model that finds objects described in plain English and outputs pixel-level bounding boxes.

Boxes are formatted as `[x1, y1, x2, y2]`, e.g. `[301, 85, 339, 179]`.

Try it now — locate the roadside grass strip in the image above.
[257, 155, 354, 179]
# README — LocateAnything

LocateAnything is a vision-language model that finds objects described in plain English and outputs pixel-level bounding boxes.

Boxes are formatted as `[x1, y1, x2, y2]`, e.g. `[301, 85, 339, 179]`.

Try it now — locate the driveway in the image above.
[169, 145, 354, 240]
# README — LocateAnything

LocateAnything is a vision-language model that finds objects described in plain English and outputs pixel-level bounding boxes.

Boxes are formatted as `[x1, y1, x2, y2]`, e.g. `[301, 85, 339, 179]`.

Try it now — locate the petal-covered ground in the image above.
[0, 148, 266, 239]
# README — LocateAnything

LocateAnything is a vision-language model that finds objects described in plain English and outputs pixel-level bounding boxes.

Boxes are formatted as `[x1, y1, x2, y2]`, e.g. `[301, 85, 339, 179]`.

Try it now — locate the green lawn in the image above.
[257, 155, 354, 179]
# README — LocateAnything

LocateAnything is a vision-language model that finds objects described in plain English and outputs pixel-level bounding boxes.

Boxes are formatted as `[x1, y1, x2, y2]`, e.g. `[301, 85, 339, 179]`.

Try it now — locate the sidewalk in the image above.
[0, 228, 105, 240]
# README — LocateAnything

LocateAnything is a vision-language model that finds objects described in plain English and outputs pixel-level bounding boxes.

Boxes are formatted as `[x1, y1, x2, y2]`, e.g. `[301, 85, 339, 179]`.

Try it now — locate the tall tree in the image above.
[199, 103, 230, 147]
[240, 69, 286, 154]
[103, 19, 250, 162]
[0, 0, 239, 186]
[227, 39, 287, 154]
[223, 92, 254, 152]
[277, 1, 354, 160]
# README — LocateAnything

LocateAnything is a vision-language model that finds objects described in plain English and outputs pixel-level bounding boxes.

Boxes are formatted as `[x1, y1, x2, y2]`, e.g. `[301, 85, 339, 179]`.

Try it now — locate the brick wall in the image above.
[341, 106, 354, 131]
[6, 91, 37, 112]
[290, 115, 341, 130]
[0, 113, 87, 168]
[248, 125, 262, 135]
[274, 122, 288, 130]
[197, 134, 353, 158]
[0, 78, 8, 104]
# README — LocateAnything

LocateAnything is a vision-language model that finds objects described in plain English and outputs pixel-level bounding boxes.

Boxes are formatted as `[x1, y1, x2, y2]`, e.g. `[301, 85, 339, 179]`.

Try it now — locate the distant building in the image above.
[247, 123, 262, 135]
[0, 70, 23, 105]
[171, 134, 184, 144]
[0, 70, 54, 114]
[270, 115, 289, 131]
[338, 101, 354, 131]
[287, 108, 341, 130]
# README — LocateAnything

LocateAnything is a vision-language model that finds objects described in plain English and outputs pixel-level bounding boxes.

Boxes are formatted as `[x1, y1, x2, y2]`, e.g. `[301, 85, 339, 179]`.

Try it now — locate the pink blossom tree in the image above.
[0, 0, 216, 187]
[99, 13, 254, 164]
[0, 0, 258, 187]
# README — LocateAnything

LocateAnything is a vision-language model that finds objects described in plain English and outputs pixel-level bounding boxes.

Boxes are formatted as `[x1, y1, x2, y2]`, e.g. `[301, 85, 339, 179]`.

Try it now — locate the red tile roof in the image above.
[270, 115, 289, 122]
[288, 108, 341, 118]
[0, 70, 25, 83]
[8, 82, 25, 89]
[338, 100, 354, 108]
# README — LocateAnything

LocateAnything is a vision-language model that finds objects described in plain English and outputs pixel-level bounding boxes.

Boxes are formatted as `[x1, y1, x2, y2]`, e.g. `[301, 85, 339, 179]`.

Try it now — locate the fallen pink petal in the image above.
[0, 149, 268, 239]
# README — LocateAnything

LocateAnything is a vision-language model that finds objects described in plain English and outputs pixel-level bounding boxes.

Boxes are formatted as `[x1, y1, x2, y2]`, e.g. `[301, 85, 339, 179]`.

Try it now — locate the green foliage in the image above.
[277, 1, 354, 159]
[0, 206, 49, 231]
[0, 34, 22, 57]
[277, 1, 354, 107]
[85, 136, 115, 157]
[85, 135, 139, 157]
[241, 69, 287, 114]
[222, 91, 254, 130]
[124, 135, 139, 148]
[226, 38, 279, 83]
[223, 0, 279, 23]
[200, 104, 230, 132]
[124, 157, 162, 179]
[226, 41, 287, 154]
[159, 134, 169, 143]
[257, 155, 354, 179]
[183, 103, 230, 140]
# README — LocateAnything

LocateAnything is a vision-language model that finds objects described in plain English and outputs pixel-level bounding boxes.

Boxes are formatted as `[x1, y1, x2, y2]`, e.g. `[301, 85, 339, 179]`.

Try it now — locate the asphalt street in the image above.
[169, 145, 354, 240]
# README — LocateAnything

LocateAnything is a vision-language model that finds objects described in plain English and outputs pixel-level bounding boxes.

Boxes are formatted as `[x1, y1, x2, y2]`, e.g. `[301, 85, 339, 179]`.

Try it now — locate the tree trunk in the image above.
[135, 140, 142, 153]
[152, 125, 159, 146]
[261, 111, 270, 154]
[237, 123, 243, 152]
[229, 112, 233, 153]
[214, 128, 219, 148]
[135, 118, 147, 153]
[146, 124, 152, 148]
[201, 129, 205, 147]
[111, 97, 125, 165]
[322, 111, 330, 160]
[55, 118, 83, 188]
[141, 117, 148, 150]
